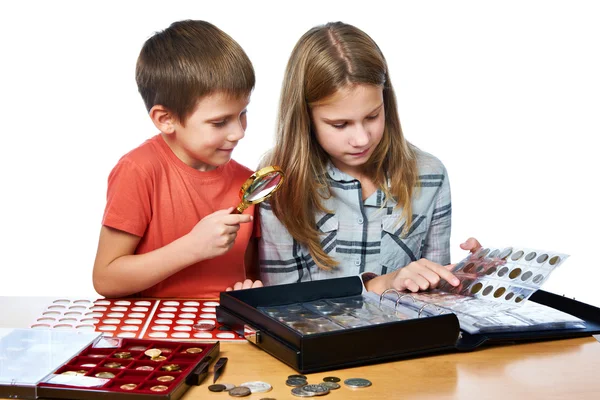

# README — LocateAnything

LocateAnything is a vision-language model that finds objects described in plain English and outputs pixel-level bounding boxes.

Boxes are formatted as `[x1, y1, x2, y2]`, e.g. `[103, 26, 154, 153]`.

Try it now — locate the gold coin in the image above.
[61, 371, 86, 376]
[151, 356, 167, 362]
[128, 346, 147, 351]
[95, 372, 115, 379]
[120, 384, 137, 390]
[157, 375, 175, 382]
[80, 363, 96, 368]
[113, 352, 132, 359]
[136, 366, 155, 371]
[144, 348, 162, 358]
[185, 347, 203, 354]
[150, 385, 168, 392]
[160, 364, 180, 372]
[104, 362, 122, 368]
[88, 354, 107, 358]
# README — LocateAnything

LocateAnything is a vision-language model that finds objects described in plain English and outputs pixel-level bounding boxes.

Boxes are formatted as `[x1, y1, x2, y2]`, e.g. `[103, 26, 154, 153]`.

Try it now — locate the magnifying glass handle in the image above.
[231, 204, 246, 214]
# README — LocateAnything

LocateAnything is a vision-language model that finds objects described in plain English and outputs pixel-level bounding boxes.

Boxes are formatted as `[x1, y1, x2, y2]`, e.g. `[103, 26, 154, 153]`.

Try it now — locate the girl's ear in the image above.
[149, 105, 176, 134]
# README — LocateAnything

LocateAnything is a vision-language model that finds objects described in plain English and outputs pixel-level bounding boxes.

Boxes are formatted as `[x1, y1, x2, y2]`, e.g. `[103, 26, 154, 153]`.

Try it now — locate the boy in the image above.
[92, 20, 262, 298]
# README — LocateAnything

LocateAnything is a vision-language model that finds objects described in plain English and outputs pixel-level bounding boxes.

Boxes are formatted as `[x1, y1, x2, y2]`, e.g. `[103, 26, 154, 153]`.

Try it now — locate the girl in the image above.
[259, 22, 480, 294]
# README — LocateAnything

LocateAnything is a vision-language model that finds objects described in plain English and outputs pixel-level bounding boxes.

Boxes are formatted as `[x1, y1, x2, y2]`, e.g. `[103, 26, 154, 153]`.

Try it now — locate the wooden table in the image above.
[2, 297, 600, 399]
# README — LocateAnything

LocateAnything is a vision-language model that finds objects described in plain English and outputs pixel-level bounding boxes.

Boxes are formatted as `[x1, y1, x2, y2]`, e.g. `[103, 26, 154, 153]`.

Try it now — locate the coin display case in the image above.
[0, 328, 219, 400]
[30, 298, 244, 342]
[216, 276, 600, 373]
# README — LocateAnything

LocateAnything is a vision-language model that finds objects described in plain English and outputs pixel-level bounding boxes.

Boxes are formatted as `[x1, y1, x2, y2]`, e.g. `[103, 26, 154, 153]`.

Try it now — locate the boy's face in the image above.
[169, 91, 250, 171]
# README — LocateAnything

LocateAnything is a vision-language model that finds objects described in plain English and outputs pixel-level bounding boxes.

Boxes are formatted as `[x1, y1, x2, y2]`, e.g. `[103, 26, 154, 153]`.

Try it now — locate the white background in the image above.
[1, 1, 598, 306]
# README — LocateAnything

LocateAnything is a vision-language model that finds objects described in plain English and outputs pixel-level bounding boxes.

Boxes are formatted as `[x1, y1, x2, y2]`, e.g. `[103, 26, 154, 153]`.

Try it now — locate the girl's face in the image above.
[310, 84, 385, 178]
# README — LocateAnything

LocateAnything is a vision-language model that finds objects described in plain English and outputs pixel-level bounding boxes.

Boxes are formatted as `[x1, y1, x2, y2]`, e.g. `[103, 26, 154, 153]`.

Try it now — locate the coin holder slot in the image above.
[159, 362, 191, 371]
[149, 372, 181, 382]
[87, 367, 122, 377]
[99, 358, 132, 368]
[68, 356, 103, 367]
[137, 381, 173, 393]
[103, 379, 143, 391]
[54, 365, 92, 375]
[118, 369, 153, 379]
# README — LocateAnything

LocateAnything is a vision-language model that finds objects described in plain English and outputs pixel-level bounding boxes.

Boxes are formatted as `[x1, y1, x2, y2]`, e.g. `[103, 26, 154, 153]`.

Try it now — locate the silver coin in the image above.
[239, 381, 272, 393]
[321, 381, 340, 390]
[344, 378, 372, 388]
[288, 374, 307, 380]
[301, 384, 330, 396]
[291, 387, 314, 397]
[221, 383, 236, 391]
[229, 386, 251, 397]
[286, 378, 308, 387]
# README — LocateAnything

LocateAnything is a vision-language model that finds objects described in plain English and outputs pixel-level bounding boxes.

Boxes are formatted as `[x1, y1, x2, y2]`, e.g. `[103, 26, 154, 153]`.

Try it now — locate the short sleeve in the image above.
[102, 158, 152, 237]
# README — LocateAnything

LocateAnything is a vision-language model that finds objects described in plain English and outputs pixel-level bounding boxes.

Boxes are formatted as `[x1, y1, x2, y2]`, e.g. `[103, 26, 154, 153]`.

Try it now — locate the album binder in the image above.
[216, 276, 600, 373]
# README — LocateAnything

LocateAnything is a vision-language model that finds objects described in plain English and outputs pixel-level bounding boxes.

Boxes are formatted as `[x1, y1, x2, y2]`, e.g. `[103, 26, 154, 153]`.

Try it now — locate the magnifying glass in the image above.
[232, 166, 285, 214]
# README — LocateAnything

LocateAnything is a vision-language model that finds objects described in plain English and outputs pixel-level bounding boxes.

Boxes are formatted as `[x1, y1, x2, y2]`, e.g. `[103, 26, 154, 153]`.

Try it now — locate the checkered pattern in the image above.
[259, 149, 452, 286]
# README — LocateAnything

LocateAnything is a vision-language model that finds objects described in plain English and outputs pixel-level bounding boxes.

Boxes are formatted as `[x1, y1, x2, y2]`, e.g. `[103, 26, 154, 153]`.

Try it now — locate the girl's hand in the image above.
[225, 279, 264, 292]
[365, 259, 459, 294]
[460, 237, 482, 253]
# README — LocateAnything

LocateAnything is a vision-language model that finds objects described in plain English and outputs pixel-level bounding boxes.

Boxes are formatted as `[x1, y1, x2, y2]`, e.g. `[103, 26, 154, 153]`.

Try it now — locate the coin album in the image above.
[216, 276, 600, 373]
[0, 329, 219, 400]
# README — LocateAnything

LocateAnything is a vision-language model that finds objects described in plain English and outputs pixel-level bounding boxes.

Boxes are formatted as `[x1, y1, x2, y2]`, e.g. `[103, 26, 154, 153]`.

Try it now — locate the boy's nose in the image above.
[228, 123, 245, 142]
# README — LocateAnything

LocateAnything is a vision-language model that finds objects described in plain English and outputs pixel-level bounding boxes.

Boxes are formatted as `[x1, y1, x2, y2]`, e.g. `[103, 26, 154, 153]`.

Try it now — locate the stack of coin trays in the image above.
[258, 294, 414, 336]
[38, 337, 218, 399]
[438, 246, 569, 305]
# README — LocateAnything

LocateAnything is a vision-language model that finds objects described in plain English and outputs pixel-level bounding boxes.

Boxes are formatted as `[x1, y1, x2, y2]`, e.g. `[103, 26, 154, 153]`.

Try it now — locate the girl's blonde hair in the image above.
[268, 22, 418, 270]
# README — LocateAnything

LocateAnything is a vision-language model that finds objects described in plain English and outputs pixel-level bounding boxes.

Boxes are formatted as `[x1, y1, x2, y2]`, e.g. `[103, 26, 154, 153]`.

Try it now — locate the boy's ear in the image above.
[149, 105, 177, 134]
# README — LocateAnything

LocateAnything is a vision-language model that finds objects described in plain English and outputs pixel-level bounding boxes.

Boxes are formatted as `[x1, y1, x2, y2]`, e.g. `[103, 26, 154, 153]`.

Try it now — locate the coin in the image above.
[113, 352, 132, 359]
[240, 381, 272, 393]
[157, 347, 173, 353]
[185, 347, 203, 354]
[344, 378, 372, 388]
[120, 383, 137, 390]
[88, 354, 107, 358]
[136, 366, 154, 371]
[192, 323, 215, 331]
[161, 364, 180, 372]
[128, 346, 147, 351]
[286, 378, 308, 387]
[104, 362, 122, 368]
[150, 385, 168, 392]
[157, 375, 175, 382]
[150, 356, 167, 362]
[301, 384, 329, 396]
[323, 376, 340, 382]
[144, 349, 162, 358]
[61, 371, 86, 376]
[321, 381, 340, 390]
[228, 386, 251, 397]
[80, 363, 96, 368]
[291, 387, 314, 397]
[208, 384, 226, 392]
[95, 372, 115, 379]
[288, 374, 307, 380]
[221, 383, 236, 391]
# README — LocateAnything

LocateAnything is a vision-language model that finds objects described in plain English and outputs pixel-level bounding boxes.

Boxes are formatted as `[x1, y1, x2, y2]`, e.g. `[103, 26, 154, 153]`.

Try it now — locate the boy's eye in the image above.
[212, 119, 227, 128]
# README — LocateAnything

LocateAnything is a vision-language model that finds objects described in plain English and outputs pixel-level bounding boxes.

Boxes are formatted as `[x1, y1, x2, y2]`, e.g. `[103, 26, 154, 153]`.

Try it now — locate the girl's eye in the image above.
[332, 122, 347, 129]
[366, 113, 379, 120]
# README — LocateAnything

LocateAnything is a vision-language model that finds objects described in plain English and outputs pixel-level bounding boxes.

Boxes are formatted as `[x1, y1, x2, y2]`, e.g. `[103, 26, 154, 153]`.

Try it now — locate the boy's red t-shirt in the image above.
[102, 134, 256, 298]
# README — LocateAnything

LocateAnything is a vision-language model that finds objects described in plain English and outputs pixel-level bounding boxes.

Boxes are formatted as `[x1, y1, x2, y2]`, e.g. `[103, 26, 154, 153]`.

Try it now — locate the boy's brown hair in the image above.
[136, 20, 255, 124]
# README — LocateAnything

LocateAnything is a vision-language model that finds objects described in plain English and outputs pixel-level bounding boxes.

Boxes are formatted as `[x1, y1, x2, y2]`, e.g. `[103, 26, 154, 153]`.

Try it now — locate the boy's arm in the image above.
[93, 209, 252, 298]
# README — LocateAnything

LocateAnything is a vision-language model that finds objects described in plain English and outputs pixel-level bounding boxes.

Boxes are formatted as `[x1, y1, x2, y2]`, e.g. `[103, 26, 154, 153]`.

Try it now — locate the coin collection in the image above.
[205, 374, 372, 397]
[39, 338, 218, 399]
[30, 298, 244, 341]
[441, 246, 569, 305]
[258, 295, 411, 336]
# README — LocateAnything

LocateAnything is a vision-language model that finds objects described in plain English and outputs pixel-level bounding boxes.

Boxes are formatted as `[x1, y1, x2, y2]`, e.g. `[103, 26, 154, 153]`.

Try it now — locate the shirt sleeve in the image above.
[421, 166, 452, 265]
[102, 158, 152, 237]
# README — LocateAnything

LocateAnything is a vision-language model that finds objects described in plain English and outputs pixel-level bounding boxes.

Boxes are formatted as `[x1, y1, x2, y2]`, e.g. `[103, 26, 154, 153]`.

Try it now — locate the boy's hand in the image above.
[225, 279, 263, 291]
[365, 258, 460, 295]
[188, 207, 252, 261]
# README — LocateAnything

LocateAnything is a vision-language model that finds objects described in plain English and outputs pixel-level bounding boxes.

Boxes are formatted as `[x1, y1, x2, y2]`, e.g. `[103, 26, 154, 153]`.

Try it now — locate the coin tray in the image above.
[217, 276, 600, 373]
[36, 338, 219, 400]
[30, 298, 244, 342]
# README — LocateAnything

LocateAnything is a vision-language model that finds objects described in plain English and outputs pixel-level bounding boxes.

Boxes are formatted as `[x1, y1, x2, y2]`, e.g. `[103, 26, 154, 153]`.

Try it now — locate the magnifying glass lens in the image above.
[244, 172, 283, 202]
